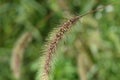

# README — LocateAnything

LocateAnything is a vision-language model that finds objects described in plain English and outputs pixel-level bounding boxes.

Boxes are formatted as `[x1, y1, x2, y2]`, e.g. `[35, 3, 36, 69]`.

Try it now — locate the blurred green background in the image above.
[0, 0, 120, 80]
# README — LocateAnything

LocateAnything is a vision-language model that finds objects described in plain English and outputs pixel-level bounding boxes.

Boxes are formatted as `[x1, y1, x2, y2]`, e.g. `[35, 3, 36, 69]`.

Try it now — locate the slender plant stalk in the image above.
[37, 5, 109, 80]
[11, 32, 32, 80]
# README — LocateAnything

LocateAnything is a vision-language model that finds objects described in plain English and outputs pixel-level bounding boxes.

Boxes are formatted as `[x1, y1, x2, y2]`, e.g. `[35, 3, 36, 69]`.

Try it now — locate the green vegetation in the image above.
[0, 0, 120, 80]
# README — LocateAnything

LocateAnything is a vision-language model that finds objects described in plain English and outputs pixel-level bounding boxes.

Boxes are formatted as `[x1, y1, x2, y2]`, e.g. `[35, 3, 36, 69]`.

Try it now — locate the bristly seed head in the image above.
[39, 5, 109, 80]
[41, 16, 80, 80]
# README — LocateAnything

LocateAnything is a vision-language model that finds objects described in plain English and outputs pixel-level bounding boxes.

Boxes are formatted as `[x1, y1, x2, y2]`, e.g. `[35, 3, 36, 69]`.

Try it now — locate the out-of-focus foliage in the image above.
[0, 0, 120, 80]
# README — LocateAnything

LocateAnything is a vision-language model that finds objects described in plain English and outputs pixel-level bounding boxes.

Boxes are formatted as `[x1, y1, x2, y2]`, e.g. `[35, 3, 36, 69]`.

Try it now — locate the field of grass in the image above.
[0, 0, 120, 80]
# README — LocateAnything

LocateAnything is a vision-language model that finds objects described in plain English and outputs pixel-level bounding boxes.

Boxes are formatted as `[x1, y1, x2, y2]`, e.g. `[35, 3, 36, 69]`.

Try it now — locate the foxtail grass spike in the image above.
[38, 5, 109, 80]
